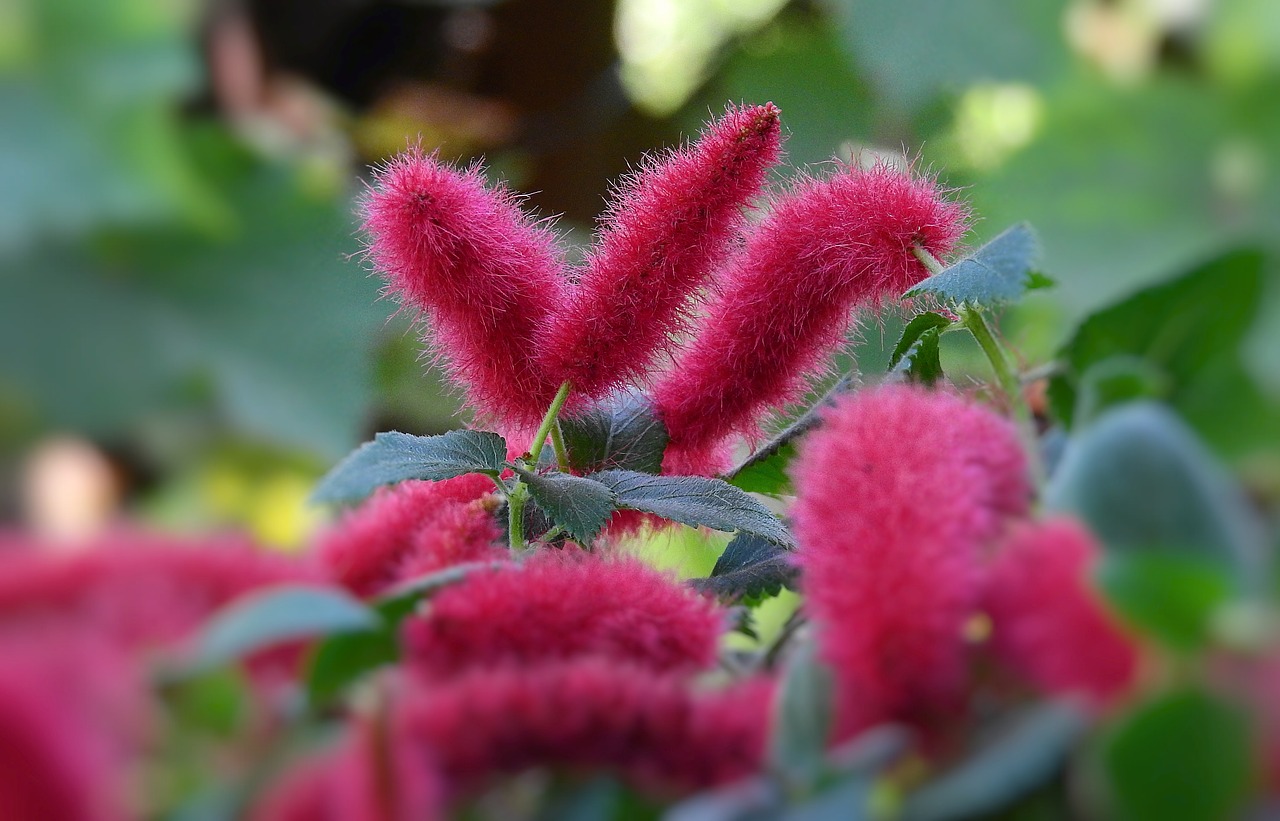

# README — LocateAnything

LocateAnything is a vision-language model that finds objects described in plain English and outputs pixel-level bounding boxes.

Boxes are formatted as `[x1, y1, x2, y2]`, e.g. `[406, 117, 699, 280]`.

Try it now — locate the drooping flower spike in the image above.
[541, 103, 783, 401]
[652, 161, 970, 471]
[361, 150, 570, 428]
[789, 385, 1029, 741]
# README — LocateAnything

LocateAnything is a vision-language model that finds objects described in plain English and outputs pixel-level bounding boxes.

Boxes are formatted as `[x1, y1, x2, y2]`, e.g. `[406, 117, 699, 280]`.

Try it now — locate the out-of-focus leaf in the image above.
[904, 223, 1042, 307]
[519, 469, 617, 545]
[1048, 249, 1280, 460]
[1097, 553, 1236, 652]
[178, 585, 377, 677]
[770, 636, 835, 792]
[311, 430, 507, 504]
[690, 534, 797, 605]
[561, 390, 669, 475]
[1045, 403, 1269, 588]
[822, 0, 1071, 114]
[592, 470, 794, 547]
[662, 777, 781, 821]
[902, 703, 1085, 821]
[1100, 690, 1252, 821]
[782, 777, 872, 821]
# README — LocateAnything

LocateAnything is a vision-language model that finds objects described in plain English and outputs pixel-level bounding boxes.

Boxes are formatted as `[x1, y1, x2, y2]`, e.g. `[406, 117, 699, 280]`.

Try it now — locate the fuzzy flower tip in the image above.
[652, 161, 969, 463]
[984, 518, 1139, 707]
[789, 385, 1027, 740]
[397, 659, 772, 799]
[404, 551, 724, 677]
[0, 532, 317, 653]
[540, 103, 783, 400]
[316, 475, 505, 598]
[361, 149, 569, 427]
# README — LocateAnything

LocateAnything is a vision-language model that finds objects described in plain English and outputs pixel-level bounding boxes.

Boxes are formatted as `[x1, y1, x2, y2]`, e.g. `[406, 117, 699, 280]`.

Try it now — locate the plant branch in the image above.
[528, 381, 572, 466]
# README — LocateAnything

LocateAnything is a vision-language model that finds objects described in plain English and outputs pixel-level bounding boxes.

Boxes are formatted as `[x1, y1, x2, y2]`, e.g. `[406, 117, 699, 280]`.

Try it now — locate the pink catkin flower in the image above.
[540, 103, 783, 400]
[0, 531, 317, 653]
[789, 386, 1028, 741]
[361, 150, 569, 428]
[984, 518, 1139, 707]
[652, 161, 969, 470]
[404, 551, 724, 677]
[396, 659, 772, 799]
[316, 475, 505, 598]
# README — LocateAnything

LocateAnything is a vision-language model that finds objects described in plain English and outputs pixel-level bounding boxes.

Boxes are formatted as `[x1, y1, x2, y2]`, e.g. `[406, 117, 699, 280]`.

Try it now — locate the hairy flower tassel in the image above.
[984, 518, 1139, 706]
[404, 551, 723, 677]
[540, 103, 783, 400]
[789, 386, 1028, 741]
[397, 659, 772, 799]
[361, 150, 569, 427]
[652, 162, 969, 469]
[316, 476, 504, 598]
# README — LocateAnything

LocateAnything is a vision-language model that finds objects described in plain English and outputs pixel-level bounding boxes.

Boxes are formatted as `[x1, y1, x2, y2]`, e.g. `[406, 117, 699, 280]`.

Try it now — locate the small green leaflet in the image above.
[905, 223, 1042, 307]
[560, 390, 669, 475]
[311, 429, 507, 504]
[690, 533, 798, 604]
[175, 585, 378, 678]
[517, 468, 618, 544]
[888, 312, 951, 385]
[591, 469, 794, 547]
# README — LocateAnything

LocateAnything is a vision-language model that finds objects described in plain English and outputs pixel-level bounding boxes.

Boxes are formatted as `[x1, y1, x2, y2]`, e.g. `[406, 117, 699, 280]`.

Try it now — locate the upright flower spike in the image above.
[652, 161, 969, 470]
[361, 150, 569, 428]
[403, 551, 724, 677]
[540, 103, 783, 400]
[984, 518, 1140, 706]
[789, 386, 1028, 741]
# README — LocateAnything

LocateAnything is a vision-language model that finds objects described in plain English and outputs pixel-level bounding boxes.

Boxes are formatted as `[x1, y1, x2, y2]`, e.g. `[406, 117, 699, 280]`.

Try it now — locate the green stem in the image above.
[549, 422, 570, 471]
[528, 381, 572, 466]
[508, 381, 573, 551]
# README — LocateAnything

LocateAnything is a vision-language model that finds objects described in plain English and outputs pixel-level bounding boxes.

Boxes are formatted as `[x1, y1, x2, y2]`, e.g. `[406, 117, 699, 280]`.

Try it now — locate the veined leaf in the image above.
[518, 469, 617, 545]
[905, 223, 1042, 307]
[888, 313, 948, 386]
[592, 470, 794, 547]
[560, 390, 669, 475]
[311, 429, 508, 504]
[690, 533, 798, 604]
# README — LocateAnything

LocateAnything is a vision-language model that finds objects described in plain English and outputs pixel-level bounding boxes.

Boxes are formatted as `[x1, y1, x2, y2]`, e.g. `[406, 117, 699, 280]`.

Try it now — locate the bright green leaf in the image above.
[1096, 553, 1236, 652]
[311, 430, 508, 504]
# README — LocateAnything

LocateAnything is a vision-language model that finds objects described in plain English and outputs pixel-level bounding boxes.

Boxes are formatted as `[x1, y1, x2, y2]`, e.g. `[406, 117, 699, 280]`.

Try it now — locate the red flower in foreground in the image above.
[361, 150, 569, 427]
[0, 532, 316, 652]
[541, 103, 783, 400]
[652, 162, 969, 469]
[396, 659, 772, 799]
[404, 551, 724, 677]
[316, 476, 504, 598]
[984, 518, 1139, 706]
[789, 386, 1028, 740]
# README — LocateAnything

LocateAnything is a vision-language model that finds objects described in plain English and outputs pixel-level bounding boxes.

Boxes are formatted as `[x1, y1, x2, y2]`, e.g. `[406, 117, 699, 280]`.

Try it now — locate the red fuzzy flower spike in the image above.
[789, 386, 1028, 741]
[316, 475, 505, 598]
[652, 161, 969, 468]
[397, 659, 772, 799]
[541, 103, 783, 400]
[404, 551, 724, 677]
[984, 518, 1139, 706]
[361, 150, 569, 427]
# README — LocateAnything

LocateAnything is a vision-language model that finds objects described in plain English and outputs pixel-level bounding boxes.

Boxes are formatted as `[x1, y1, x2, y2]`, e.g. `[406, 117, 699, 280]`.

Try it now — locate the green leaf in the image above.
[904, 223, 1042, 307]
[591, 470, 794, 547]
[902, 703, 1085, 821]
[690, 534, 798, 604]
[1096, 553, 1235, 652]
[1100, 690, 1252, 821]
[178, 585, 377, 677]
[518, 469, 617, 545]
[782, 777, 873, 821]
[770, 636, 835, 791]
[727, 374, 859, 496]
[888, 312, 951, 370]
[311, 430, 508, 504]
[560, 390, 669, 475]
[1047, 249, 1279, 461]
[1044, 402, 1269, 588]
[307, 562, 492, 702]
[888, 324, 945, 386]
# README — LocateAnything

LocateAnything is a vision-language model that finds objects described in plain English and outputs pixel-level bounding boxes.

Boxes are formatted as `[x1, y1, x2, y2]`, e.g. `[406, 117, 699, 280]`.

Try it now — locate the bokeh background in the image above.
[2, 0, 1277, 549]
